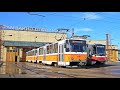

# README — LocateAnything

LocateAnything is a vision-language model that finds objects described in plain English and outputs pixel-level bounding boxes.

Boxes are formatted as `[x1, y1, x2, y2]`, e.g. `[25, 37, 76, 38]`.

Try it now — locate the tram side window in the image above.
[52, 44, 55, 53]
[47, 46, 49, 54]
[26, 53, 28, 56]
[30, 52, 32, 56]
[31, 51, 33, 56]
[28, 52, 30, 56]
[29, 52, 30, 56]
[35, 50, 37, 55]
[50, 45, 52, 54]
[40, 48, 43, 55]
[66, 40, 70, 52]
[28, 52, 29, 56]
[27, 52, 29, 56]
[53, 44, 55, 53]
[32, 51, 34, 56]
[39, 48, 40, 55]
[93, 46, 96, 54]
[54, 43, 58, 53]
[33, 51, 34, 55]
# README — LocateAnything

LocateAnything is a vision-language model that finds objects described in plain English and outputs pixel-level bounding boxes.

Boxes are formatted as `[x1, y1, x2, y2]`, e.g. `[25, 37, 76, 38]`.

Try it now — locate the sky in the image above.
[0, 12, 120, 49]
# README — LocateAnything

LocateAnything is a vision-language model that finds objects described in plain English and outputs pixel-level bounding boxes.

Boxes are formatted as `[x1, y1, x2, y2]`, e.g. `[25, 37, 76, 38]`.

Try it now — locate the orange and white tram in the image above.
[26, 49, 38, 63]
[26, 38, 88, 67]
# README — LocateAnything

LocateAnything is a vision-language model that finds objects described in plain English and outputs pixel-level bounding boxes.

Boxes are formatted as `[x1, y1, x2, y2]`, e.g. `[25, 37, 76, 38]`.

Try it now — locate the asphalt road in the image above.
[0, 62, 120, 78]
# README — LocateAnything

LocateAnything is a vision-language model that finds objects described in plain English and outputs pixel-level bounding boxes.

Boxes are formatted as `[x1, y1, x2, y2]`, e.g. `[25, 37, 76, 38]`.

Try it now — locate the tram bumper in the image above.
[70, 60, 87, 66]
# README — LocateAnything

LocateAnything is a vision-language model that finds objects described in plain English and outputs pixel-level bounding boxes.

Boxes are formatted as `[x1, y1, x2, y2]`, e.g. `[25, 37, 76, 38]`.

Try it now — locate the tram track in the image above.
[1, 62, 120, 78]
[15, 62, 106, 78]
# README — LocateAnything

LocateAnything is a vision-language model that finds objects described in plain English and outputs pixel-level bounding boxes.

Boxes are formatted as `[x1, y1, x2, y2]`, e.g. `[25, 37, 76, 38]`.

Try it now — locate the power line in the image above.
[96, 12, 120, 21]
[27, 12, 58, 28]
[27, 12, 45, 28]
[77, 12, 120, 25]
[27, 12, 45, 17]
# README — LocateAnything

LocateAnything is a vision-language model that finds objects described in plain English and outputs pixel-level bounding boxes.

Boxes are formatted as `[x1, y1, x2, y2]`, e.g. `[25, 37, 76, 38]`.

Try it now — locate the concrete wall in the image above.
[87, 40, 106, 45]
[1, 46, 6, 62]
[1, 30, 67, 62]
[2, 30, 67, 43]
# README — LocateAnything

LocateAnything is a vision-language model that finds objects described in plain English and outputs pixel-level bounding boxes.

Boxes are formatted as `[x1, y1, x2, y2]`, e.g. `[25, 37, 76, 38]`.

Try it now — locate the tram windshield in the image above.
[66, 40, 86, 52]
[96, 45, 106, 56]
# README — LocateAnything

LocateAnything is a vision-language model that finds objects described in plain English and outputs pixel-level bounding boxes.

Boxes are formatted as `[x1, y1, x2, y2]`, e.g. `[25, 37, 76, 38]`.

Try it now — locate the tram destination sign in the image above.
[71, 40, 86, 44]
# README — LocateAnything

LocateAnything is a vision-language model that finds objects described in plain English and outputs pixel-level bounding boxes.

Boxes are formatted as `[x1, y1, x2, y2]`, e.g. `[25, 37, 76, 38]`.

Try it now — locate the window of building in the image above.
[7, 47, 10, 52]
[10, 50, 13, 52]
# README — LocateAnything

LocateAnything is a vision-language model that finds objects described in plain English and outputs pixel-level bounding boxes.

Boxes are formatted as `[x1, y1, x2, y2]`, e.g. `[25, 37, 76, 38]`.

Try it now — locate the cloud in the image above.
[101, 12, 118, 14]
[82, 12, 101, 20]
[75, 28, 93, 32]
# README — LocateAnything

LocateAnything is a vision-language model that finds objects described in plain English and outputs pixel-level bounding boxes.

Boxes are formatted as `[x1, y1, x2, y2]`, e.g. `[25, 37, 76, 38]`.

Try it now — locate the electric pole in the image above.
[106, 34, 109, 62]
[0, 30, 2, 61]
[71, 28, 74, 38]
[109, 33, 112, 62]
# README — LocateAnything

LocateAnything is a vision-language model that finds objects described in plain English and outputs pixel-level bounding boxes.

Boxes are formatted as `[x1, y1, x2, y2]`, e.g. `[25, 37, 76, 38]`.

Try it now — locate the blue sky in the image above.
[0, 12, 120, 49]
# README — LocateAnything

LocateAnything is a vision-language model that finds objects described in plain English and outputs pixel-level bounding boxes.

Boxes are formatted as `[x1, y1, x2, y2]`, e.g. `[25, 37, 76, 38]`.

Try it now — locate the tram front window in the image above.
[66, 40, 86, 52]
[96, 45, 106, 56]
[72, 44, 86, 52]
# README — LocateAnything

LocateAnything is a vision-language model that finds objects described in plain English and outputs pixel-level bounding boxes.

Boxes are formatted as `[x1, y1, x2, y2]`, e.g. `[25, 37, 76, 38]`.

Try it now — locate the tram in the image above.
[26, 38, 88, 67]
[87, 44, 106, 65]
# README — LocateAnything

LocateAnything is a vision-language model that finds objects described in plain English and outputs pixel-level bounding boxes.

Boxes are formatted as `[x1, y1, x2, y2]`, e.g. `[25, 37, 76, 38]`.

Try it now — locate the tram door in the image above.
[59, 44, 64, 62]
[43, 48, 46, 61]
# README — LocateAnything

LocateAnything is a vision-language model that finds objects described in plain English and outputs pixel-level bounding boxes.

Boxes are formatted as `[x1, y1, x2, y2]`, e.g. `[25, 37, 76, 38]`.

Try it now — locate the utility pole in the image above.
[0, 25, 4, 61]
[34, 36, 37, 63]
[71, 28, 74, 38]
[106, 34, 109, 62]
[0, 30, 2, 61]
[109, 33, 112, 62]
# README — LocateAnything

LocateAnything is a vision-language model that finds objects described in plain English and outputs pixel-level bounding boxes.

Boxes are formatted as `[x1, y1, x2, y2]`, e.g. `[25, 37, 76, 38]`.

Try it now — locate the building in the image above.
[87, 40, 106, 45]
[0, 25, 67, 62]
[118, 50, 120, 61]
[107, 45, 118, 62]
[0, 26, 118, 62]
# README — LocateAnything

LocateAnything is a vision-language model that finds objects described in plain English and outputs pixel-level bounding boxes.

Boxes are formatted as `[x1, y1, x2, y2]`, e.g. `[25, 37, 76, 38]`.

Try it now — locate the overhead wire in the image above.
[96, 12, 120, 21]
[27, 12, 57, 27]
[27, 12, 120, 41]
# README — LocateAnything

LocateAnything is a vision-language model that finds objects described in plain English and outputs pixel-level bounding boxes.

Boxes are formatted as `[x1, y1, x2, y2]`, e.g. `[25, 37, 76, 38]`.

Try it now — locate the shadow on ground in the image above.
[66, 64, 116, 69]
